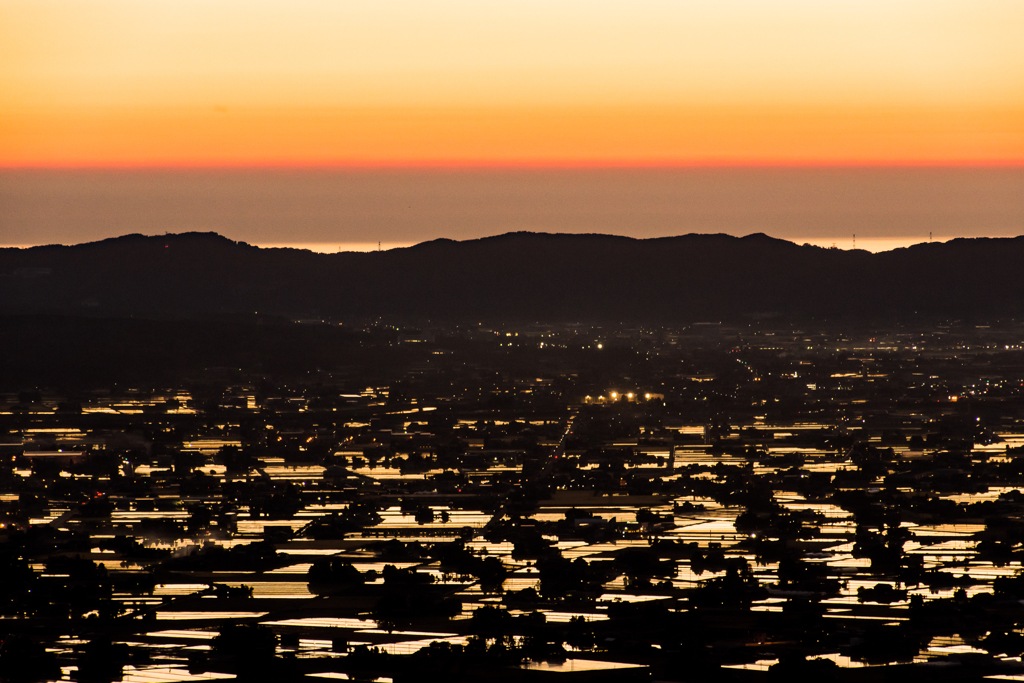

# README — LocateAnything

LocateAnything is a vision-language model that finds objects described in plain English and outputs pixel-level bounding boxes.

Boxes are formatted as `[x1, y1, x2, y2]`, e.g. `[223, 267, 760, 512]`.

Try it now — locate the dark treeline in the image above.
[0, 315, 387, 389]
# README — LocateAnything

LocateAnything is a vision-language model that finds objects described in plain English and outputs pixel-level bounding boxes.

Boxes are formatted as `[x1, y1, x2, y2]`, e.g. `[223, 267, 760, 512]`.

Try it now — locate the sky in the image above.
[1, 1, 1022, 247]
[3, 168, 1021, 252]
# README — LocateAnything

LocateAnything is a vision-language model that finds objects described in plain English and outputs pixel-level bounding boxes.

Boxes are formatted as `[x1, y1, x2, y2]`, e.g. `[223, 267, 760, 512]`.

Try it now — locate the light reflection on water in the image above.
[29, 403, 1024, 677]
[156, 611, 269, 621]
[218, 582, 314, 599]
[116, 665, 237, 682]
[521, 658, 645, 672]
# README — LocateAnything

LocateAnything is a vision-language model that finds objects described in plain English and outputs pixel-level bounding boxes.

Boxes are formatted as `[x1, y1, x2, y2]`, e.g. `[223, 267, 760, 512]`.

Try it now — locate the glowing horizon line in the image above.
[0, 234, 998, 256]
[3, 159, 1023, 171]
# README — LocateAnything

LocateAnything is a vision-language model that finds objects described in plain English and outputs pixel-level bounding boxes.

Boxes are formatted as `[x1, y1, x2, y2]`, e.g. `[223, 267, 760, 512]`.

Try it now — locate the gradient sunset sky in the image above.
[3, 0, 1023, 167]
[1, 1, 1022, 249]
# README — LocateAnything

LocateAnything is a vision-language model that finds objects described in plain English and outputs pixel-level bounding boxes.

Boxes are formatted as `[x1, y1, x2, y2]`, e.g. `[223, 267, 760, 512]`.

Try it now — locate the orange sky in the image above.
[2, 0, 1023, 167]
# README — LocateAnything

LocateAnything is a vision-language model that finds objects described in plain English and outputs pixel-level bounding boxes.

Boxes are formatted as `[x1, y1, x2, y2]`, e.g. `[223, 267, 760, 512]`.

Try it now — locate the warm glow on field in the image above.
[2, 0, 1023, 167]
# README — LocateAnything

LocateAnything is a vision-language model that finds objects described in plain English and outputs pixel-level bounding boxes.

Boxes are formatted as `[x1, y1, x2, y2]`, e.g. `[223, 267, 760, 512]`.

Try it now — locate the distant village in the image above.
[4, 320, 1024, 681]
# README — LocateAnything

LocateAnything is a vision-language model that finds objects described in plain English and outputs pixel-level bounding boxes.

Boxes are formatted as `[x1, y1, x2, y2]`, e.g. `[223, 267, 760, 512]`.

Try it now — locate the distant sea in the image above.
[247, 236, 947, 254]
[2, 168, 1021, 252]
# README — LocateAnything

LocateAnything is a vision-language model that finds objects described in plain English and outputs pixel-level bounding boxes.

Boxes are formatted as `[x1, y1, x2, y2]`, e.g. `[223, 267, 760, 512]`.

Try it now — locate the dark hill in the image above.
[2, 231, 1023, 322]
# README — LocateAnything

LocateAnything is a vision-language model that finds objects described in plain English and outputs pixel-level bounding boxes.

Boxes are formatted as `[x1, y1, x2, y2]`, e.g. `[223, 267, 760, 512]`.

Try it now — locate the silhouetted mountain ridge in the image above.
[2, 231, 1023, 322]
